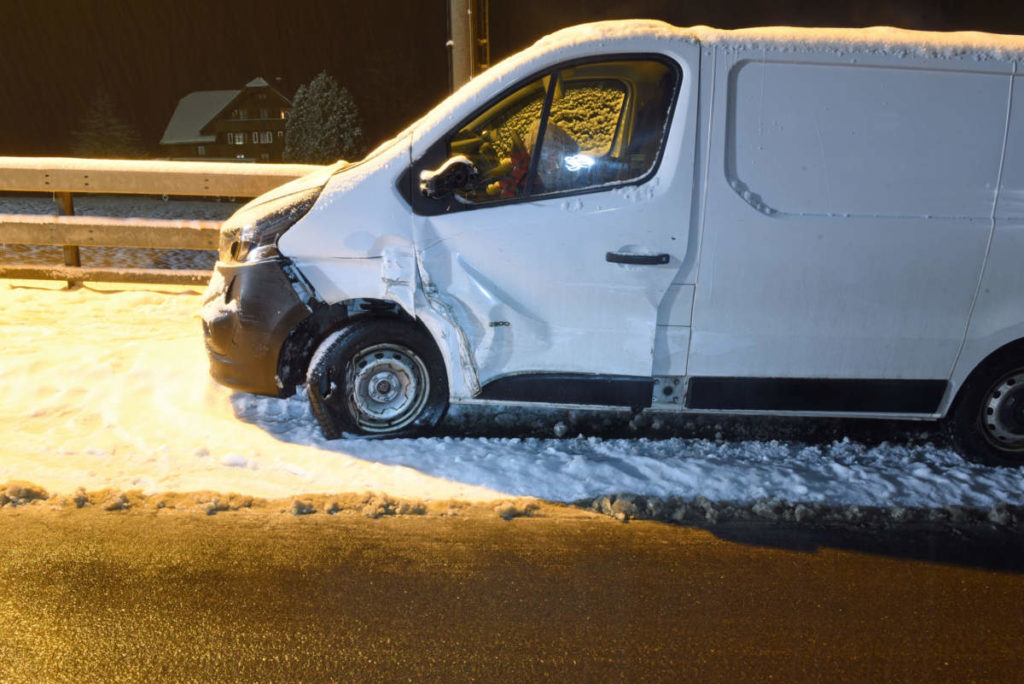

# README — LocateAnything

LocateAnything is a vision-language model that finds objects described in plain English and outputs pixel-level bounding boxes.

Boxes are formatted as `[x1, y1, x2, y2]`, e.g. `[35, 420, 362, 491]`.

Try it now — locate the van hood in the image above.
[242, 159, 349, 211]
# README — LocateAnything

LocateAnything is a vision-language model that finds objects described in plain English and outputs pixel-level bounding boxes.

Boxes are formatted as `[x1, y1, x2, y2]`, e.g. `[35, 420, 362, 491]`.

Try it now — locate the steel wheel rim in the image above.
[980, 369, 1024, 452]
[346, 343, 430, 433]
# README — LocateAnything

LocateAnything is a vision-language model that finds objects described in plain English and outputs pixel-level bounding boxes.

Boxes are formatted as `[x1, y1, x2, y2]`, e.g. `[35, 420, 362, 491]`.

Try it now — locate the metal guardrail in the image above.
[0, 157, 324, 286]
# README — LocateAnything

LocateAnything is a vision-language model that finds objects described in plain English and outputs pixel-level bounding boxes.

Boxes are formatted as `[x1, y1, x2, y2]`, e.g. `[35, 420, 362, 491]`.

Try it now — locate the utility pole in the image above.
[447, 0, 490, 92]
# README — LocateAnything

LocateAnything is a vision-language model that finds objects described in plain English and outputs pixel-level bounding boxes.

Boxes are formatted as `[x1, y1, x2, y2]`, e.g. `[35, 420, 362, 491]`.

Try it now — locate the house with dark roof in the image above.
[160, 77, 290, 162]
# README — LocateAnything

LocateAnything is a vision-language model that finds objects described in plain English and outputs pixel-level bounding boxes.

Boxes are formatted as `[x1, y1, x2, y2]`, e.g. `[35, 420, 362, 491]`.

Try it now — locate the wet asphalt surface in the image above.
[0, 505, 1022, 681]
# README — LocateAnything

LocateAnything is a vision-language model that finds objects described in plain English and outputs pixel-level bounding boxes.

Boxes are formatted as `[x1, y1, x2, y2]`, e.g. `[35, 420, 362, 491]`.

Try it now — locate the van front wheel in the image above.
[306, 320, 449, 439]
[948, 351, 1024, 466]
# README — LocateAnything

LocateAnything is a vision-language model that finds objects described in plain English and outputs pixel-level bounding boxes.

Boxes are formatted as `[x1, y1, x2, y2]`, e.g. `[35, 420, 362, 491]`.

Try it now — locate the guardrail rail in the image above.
[0, 157, 324, 286]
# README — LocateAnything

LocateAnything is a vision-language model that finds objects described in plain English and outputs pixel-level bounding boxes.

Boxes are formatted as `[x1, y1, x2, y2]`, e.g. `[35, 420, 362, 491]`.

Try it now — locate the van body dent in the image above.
[201, 21, 1024, 464]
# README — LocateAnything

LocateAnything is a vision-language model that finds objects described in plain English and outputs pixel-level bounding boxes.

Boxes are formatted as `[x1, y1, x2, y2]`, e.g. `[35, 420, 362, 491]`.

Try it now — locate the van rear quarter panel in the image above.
[950, 70, 1024, 408]
[689, 48, 1012, 400]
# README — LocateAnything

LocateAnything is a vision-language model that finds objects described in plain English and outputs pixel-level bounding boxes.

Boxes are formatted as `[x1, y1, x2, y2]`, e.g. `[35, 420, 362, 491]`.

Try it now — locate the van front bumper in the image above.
[201, 258, 312, 396]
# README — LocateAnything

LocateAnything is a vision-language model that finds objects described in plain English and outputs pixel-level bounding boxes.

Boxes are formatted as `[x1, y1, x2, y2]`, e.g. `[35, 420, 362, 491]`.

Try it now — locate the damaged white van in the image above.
[202, 20, 1024, 465]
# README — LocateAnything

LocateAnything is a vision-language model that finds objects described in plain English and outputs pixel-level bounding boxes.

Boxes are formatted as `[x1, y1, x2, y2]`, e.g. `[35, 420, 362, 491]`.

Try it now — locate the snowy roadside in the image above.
[3, 278, 1024, 518]
[0, 194, 237, 270]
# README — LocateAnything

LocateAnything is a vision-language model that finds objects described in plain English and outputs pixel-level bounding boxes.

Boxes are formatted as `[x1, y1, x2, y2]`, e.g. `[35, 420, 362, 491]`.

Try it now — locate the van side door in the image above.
[408, 51, 698, 405]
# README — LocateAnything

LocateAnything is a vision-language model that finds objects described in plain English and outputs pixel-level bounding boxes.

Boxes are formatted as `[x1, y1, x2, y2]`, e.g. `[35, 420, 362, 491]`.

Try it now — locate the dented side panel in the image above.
[412, 44, 701, 390]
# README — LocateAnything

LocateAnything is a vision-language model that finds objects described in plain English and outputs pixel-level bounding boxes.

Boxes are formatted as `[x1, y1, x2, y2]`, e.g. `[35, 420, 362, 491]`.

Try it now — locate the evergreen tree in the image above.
[284, 71, 363, 163]
[71, 90, 145, 158]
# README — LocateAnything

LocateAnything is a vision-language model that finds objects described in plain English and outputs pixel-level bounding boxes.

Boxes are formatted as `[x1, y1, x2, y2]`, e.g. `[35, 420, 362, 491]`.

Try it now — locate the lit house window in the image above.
[280, 110, 286, 119]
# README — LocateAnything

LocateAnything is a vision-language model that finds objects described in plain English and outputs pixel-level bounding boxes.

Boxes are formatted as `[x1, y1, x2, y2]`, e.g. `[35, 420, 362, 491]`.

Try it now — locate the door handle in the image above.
[605, 252, 670, 265]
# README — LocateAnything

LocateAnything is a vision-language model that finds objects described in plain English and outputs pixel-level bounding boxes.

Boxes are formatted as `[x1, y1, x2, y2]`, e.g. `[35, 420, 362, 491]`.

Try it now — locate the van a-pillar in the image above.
[447, 0, 490, 91]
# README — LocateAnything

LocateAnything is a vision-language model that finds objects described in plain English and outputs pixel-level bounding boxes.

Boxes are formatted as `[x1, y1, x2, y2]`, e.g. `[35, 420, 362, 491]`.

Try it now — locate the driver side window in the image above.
[448, 77, 546, 203]
[444, 58, 678, 205]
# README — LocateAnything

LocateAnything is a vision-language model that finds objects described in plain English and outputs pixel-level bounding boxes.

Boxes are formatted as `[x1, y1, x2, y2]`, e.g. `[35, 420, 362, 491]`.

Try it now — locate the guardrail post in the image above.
[56, 191, 80, 288]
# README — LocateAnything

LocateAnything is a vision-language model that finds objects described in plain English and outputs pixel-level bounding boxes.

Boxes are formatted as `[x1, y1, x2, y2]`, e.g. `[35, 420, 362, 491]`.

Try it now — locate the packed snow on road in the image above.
[2, 271, 1024, 511]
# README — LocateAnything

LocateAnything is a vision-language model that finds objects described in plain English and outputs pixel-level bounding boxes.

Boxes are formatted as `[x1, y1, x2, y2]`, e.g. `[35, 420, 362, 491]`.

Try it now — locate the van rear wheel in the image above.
[948, 350, 1024, 466]
[306, 319, 448, 439]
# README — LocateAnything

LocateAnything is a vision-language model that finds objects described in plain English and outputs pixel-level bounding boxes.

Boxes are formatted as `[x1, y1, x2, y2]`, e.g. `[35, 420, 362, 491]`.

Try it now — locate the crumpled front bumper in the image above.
[201, 258, 312, 396]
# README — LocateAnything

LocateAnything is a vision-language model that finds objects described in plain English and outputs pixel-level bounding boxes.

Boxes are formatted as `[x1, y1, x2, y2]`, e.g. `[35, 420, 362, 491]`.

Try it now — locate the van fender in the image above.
[380, 246, 416, 316]
[946, 323, 1024, 415]
[381, 248, 481, 398]
[412, 282, 482, 401]
[287, 253, 481, 399]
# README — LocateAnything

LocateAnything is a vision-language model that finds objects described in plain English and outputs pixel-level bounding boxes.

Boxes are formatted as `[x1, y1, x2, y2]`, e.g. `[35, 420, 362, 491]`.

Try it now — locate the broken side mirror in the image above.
[420, 155, 479, 200]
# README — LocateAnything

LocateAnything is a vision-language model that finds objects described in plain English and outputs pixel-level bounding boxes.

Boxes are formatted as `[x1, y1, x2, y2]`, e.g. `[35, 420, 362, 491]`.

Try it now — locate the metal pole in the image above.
[448, 0, 472, 91]
[57, 191, 80, 288]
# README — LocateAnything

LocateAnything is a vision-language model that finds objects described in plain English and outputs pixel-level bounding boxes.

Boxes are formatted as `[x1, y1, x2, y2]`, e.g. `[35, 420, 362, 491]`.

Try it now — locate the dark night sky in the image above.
[2, 0, 1023, 157]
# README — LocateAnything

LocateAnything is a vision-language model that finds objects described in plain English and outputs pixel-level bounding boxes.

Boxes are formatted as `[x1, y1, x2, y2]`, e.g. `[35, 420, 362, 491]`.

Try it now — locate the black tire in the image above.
[306, 319, 448, 439]
[947, 346, 1024, 466]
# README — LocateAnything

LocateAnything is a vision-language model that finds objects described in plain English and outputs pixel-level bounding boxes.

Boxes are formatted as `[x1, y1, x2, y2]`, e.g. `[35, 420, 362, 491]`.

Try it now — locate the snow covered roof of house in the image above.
[160, 89, 239, 145]
[199, 80, 290, 136]
[160, 77, 290, 146]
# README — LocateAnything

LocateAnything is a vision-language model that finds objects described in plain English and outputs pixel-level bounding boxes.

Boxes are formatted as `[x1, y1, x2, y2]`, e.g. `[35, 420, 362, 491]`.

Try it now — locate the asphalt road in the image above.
[1, 505, 1022, 681]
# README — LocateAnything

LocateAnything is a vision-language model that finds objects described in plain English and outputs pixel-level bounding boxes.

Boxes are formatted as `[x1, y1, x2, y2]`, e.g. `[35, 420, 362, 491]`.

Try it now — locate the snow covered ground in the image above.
[2, 274, 1024, 510]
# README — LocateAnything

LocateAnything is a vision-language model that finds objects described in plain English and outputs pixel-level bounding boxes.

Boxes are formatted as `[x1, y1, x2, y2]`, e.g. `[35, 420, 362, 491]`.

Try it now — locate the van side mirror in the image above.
[420, 155, 479, 200]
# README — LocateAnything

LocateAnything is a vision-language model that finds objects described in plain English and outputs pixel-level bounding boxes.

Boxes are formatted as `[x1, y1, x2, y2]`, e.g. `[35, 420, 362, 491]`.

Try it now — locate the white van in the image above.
[201, 21, 1024, 465]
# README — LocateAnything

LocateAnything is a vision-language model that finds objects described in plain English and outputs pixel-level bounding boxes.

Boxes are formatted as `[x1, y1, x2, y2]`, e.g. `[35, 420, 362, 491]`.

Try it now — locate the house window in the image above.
[260, 153, 270, 161]
[259, 131, 273, 144]
[236, 153, 246, 159]
[238, 109, 248, 119]
[231, 109, 239, 119]
[251, 131, 259, 144]
[197, 145, 206, 156]
[280, 110, 286, 119]
[277, 130, 283, 139]
[259, 108, 269, 119]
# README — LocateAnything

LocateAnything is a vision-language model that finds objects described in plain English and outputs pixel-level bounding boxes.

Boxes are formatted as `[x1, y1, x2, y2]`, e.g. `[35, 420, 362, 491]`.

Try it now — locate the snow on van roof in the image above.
[536, 19, 1024, 61]
[398, 19, 1023, 154]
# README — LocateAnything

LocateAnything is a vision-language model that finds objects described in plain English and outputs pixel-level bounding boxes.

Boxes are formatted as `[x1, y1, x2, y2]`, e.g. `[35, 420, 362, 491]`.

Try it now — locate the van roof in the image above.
[536, 19, 1024, 62]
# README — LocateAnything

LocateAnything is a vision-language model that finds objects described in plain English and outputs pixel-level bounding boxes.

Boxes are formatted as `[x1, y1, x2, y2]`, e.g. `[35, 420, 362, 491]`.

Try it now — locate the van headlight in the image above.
[220, 187, 321, 263]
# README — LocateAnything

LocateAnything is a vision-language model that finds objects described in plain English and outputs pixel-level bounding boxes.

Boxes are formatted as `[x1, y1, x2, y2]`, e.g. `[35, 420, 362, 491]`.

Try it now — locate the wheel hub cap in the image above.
[348, 344, 430, 431]
[369, 372, 399, 403]
[982, 370, 1024, 450]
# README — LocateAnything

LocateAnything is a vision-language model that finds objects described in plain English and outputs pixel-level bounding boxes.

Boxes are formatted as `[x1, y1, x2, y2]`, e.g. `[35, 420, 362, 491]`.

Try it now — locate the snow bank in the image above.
[2, 278, 1024, 510]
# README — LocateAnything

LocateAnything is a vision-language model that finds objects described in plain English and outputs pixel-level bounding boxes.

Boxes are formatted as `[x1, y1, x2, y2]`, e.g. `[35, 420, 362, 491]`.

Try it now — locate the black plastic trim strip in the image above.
[686, 377, 948, 413]
[479, 374, 654, 408]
